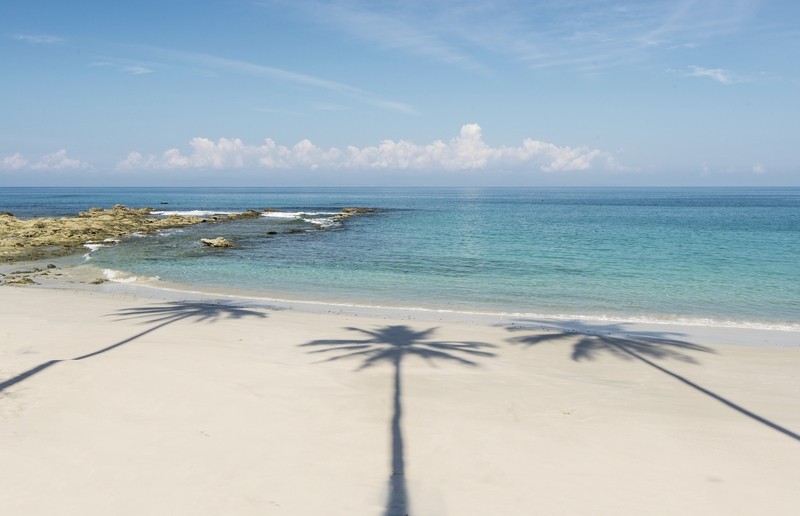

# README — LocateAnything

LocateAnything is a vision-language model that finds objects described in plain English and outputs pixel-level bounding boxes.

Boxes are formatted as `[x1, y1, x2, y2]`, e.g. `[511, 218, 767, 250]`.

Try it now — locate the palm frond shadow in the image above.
[507, 319, 711, 363]
[303, 325, 495, 369]
[505, 319, 800, 443]
[1, 301, 269, 393]
[300, 325, 496, 516]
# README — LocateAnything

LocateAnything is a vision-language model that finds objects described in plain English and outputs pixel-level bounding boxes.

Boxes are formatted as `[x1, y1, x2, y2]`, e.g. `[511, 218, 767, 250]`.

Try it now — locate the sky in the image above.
[1, 0, 799, 186]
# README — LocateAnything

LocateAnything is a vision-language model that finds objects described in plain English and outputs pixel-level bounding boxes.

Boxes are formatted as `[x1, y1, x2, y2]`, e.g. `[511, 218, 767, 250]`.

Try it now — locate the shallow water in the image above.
[3, 187, 798, 329]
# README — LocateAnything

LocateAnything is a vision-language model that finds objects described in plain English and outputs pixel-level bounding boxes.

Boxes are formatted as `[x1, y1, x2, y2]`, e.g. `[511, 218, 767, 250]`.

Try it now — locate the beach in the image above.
[1, 282, 798, 515]
[4, 0, 800, 511]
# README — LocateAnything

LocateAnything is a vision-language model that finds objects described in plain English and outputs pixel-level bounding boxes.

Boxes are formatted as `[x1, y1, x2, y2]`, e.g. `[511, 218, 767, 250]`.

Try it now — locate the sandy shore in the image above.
[1, 283, 799, 515]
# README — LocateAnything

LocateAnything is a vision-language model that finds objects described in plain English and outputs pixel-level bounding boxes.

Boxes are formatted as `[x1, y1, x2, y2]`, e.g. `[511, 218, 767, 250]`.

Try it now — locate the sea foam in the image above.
[261, 211, 340, 228]
[103, 268, 160, 284]
[151, 210, 241, 217]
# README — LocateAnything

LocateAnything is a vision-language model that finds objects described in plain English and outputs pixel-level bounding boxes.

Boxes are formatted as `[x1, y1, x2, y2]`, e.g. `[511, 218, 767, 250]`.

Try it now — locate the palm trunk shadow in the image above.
[0, 360, 60, 392]
[505, 319, 800, 443]
[385, 354, 408, 516]
[300, 325, 495, 516]
[610, 339, 800, 442]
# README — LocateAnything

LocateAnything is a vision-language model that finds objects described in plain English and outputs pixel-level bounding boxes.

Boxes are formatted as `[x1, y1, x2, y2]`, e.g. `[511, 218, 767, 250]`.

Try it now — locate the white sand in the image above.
[1, 284, 799, 515]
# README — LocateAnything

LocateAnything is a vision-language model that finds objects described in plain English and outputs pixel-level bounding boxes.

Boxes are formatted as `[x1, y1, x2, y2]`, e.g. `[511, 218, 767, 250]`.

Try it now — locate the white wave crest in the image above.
[102, 269, 160, 284]
[261, 211, 340, 228]
[83, 241, 113, 260]
[155, 227, 185, 237]
[151, 210, 242, 217]
[305, 217, 337, 228]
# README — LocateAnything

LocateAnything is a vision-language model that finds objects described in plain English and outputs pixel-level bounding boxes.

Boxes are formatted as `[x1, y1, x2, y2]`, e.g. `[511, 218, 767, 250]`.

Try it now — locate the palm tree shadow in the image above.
[0, 301, 270, 393]
[300, 325, 496, 516]
[505, 319, 800, 443]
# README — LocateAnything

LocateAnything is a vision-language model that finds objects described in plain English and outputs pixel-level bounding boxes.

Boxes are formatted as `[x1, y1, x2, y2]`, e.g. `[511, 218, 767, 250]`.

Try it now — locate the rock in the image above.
[266, 231, 278, 235]
[5, 276, 36, 286]
[201, 237, 232, 248]
[342, 207, 377, 214]
[333, 207, 378, 220]
[227, 209, 262, 220]
[89, 278, 108, 285]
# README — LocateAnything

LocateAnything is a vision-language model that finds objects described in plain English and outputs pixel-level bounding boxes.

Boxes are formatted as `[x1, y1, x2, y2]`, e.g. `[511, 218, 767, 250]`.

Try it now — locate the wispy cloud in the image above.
[494, 1, 756, 72]
[312, 102, 349, 111]
[277, 1, 485, 71]
[686, 65, 736, 84]
[2, 150, 91, 170]
[12, 33, 65, 45]
[90, 60, 156, 75]
[264, 0, 759, 74]
[153, 47, 363, 93]
[122, 65, 154, 75]
[252, 106, 303, 116]
[118, 124, 623, 173]
[146, 46, 418, 114]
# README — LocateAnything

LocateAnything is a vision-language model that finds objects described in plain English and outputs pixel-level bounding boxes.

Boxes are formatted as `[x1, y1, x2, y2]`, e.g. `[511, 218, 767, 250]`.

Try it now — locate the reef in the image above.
[0, 205, 204, 262]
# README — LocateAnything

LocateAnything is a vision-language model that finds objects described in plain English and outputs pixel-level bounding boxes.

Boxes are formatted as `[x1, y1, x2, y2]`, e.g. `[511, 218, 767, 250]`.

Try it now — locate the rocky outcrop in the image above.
[200, 237, 232, 248]
[0, 205, 204, 262]
[0, 205, 379, 262]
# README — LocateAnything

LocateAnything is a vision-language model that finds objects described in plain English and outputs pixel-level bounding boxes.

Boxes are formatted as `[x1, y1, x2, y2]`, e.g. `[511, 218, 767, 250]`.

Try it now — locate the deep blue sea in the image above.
[2, 187, 799, 330]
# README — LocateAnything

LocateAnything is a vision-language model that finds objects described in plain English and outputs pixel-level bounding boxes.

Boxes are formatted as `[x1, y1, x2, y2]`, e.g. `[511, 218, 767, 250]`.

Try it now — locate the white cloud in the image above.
[31, 149, 91, 170]
[2, 150, 91, 171]
[686, 65, 735, 85]
[752, 163, 767, 174]
[118, 124, 620, 173]
[3, 149, 92, 170]
[2, 153, 28, 170]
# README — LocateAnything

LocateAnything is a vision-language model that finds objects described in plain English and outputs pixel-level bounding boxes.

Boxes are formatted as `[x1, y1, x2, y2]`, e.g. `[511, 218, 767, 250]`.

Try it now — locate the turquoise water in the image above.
[2, 187, 799, 328]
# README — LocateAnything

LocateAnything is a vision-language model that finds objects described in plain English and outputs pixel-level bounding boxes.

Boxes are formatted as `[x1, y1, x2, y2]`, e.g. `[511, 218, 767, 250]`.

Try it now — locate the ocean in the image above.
[2, 187, 799, 330]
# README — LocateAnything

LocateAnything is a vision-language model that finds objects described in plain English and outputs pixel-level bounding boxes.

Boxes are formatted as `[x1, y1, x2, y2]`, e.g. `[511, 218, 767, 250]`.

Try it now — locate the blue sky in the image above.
[1, 0, 799, 186]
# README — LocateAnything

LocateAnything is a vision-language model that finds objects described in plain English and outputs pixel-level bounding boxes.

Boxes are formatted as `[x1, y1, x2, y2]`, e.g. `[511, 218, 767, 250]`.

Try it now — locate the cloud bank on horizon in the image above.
[115, 124, 620, 173]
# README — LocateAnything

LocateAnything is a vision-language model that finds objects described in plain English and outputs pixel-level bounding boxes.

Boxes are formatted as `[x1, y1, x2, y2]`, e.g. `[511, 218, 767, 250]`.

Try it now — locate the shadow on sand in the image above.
[504, 319, 800, 443]
[0, 301, 269, 393]
[300, 325, 496, 516]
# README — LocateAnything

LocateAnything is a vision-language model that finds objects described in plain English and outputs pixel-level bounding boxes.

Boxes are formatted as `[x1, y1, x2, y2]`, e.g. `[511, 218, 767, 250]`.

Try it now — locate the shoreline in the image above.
[3, 256, 798, 347]
[86, 282, 800, 347]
